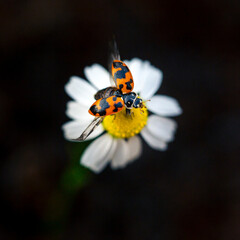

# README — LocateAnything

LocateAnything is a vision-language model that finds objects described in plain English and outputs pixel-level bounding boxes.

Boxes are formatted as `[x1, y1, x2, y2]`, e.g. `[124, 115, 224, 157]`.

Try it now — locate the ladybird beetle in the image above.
[74, 51, 144, 141]
[87, 59, 143, 119]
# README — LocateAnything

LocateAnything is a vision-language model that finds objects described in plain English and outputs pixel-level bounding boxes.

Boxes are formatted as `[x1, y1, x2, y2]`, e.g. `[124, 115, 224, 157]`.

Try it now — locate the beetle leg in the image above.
[126, 108, 131, 116]
[130, 111, 135, 119]
[112, 114, 116, 122]
[140, 108, 145, 114]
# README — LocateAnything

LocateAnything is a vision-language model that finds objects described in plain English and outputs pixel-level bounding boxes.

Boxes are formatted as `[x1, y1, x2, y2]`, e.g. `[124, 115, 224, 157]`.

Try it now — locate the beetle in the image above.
[88, 60, 143, 117]
[74, 48, 144, 141]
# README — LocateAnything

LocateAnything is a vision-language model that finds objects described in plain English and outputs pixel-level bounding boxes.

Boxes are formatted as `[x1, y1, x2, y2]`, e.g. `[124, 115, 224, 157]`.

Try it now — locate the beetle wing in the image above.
[73, 117, 103, 142]
[89, 96, 124, 117]
[94, 87, 120, 100]
[108, 40, 121, 87]
[112, 60, 134, 93]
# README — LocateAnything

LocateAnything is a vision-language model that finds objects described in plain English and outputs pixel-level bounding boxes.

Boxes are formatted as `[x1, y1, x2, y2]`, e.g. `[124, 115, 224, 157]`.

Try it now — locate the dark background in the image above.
[0, 0, 239, 239]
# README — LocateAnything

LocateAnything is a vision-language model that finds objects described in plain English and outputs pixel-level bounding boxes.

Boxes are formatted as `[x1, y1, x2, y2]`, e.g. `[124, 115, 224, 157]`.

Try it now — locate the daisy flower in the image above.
[62, 58, 182, 173]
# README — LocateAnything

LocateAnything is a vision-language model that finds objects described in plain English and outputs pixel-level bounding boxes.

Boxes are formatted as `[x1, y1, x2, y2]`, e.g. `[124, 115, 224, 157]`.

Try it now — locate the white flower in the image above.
[62, 58, 182, 173]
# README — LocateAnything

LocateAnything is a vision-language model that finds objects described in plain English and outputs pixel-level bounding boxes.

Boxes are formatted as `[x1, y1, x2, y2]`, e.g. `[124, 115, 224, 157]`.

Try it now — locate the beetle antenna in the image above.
[142, 99, 151, 104]
[140, 99, 150, 108]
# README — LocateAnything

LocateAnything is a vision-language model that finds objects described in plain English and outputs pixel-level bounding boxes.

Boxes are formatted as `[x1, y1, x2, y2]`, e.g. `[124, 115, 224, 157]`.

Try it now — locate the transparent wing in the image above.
[108, 39, 121, 86]
[72, 117, 103, 142]
[109, 39, 121, 62]
[94, 87, 119, 100]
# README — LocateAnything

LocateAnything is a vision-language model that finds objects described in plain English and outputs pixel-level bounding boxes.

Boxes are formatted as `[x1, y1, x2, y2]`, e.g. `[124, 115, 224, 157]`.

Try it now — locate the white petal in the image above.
[147, 95, 182, 117]
[65, 76, 96, 106]
[111, 139, 129, 169]
[62, 120, 104, 141]
[124, 58, 162, 99]
[111, 136, 142, 169]
[66, 101, 92, 121]
[146, 115, 177, 142]
[81, 134, 117, 173]
[127, 135, 142, 163]
[141, 127, 167, 151]
[139, 63, 163, 100]
[84, 64, 110, 90]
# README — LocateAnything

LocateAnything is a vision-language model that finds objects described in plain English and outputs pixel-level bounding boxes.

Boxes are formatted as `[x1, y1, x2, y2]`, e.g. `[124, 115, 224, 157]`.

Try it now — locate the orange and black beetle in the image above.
[74, 52, 144, 141]
[88, 60, 143, 117]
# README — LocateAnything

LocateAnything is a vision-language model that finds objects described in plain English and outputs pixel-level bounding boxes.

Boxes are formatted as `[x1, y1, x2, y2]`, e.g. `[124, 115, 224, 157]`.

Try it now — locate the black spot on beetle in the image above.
[125, 78, 133, 90]
[89, 105, 99, 115]
[113, 65, 129, 81]
[112, 96, 117, 101]
[113, 102, 123, 112]
[119, 84, 124, 90]
[90, 98, 110, 116]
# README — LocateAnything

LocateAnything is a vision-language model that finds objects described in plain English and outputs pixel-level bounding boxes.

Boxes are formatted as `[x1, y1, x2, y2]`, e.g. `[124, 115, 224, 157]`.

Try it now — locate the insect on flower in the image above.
[75, 55, 147, 141]
[62, 42, 182, 173]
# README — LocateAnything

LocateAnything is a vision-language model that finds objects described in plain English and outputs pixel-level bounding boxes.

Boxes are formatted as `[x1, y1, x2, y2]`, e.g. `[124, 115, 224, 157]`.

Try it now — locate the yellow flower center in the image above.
[102, 107, 148, 138]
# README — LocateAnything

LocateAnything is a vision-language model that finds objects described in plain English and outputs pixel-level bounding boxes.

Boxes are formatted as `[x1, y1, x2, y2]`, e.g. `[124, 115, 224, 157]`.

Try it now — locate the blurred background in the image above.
[0, 0, 239, 239]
